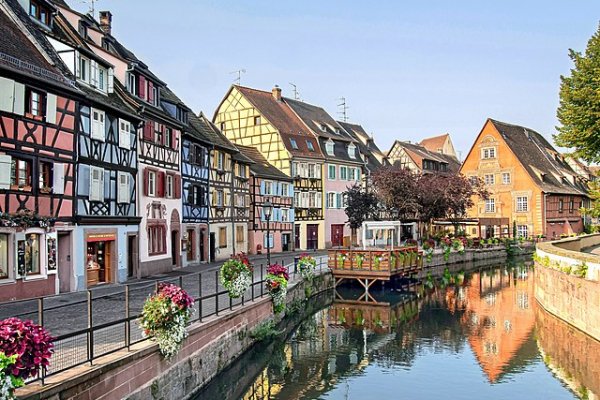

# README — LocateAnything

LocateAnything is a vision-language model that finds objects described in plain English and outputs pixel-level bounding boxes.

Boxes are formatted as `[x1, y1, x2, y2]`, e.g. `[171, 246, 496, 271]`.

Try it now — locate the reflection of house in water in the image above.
[462, 268, 537, 383]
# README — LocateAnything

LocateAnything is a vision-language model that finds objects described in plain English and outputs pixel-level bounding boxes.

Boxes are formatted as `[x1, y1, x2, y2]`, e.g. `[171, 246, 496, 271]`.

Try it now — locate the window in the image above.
[90, 108, 105, 141]
[341, 193, 347, 208]
[340, 166, 348, 180]
[485, 198, 495, 213]
[348, 143, 356, 159]
[164, 127, 172, 148]
[220, 122, 225, 131]
[216, 152, 225, 170]
[569, 198, 574, 213]
[17, 233, 40, 275]
[117, 172, 130, 203]
[0, 234, 8, 279]
[166, 174, 174, 198]
[326, 141, 334, 156]
[502, 172, 511, 184]
[219, 227, 227, 248]
[148, 224, 167, 255]
[127, 72, 136, 94]
[189, 185, 205, 206]
[216, 190, 224, 206]
[517, 225, 528, 238]
[238, 164, 247, 178]
[281, 183, 290, 197]
[281, 208, 289, 222]
[253, 116, 261, 125]
[328, 165, 336, 180]
[89, 166, 105, 201]
[348, 167, 356, 181]
[39, 161, 53, 192]
[118, 119, 131, 149]
[482, 148, 496, 159]
[235, 193, 246, 207]
[320, 124, 327, 132]
[11, 158, 32, 189]
[264, 233, 274, 249]
[29, 0, 50, 25]
[236, 226, 245, 243]
[327, 192, 336, 209]
[79, 57, 89, 82]
[516, 196, 528, 212]
[154, 122, 163, 144]
[148, 170, 156, 197]
[558, 199, 564, 212]
[290, 139, 298, 150]
[98, 67, 107, 91]
[307, 141, 315, 152]
[151, 86, 158, 106]
[308, 164, 316, 178]
[484, 174, 495, 185]
[25, 88, 45, 118]
[309, 192, 317, 208]
[263, 181, 273, 195]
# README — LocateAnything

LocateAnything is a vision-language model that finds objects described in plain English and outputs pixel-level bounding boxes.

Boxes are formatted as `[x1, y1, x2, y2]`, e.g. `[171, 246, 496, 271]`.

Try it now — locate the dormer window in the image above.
[307, 141, 315, 152]
[325, 140, 334, 156]
[320, 124, 327, 132]
[30, 0, 50, 25]
[335, 127, 341, 134]
[79, 56, 89, 82]
[78, 21, 88, 38]
[348, 143, 356, 159]
[290, 139, 299, 150]
[127, 72, 136, 94]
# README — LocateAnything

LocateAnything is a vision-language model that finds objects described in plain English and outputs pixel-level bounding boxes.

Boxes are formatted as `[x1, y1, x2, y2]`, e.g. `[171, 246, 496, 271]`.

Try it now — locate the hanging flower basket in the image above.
[266, 264, 289, 314]
[139, 283, 194, 358]
[220, 253, 254, 298]
[297, 254, 316, 280]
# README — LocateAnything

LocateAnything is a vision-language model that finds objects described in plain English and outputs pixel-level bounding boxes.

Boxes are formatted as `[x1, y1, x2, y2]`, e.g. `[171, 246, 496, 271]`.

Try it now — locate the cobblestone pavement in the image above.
[0, 250, 328, 376]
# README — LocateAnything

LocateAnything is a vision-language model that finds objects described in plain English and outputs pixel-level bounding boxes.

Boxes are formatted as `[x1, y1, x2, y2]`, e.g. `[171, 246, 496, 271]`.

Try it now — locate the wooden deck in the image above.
[328, 248, 424, 300]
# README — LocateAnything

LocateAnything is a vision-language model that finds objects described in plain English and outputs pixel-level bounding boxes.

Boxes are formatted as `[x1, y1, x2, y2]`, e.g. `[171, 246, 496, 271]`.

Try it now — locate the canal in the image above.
[193, 260, 598, 399]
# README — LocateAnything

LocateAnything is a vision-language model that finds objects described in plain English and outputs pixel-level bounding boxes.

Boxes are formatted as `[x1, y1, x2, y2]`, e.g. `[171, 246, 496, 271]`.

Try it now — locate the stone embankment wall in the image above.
[535, 234, 600, 342]
[18, 273, 333, 400]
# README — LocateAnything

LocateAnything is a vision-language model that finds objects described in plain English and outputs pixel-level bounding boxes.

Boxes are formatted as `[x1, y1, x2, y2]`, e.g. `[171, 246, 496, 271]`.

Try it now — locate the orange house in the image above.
[460, 119, 589, 239]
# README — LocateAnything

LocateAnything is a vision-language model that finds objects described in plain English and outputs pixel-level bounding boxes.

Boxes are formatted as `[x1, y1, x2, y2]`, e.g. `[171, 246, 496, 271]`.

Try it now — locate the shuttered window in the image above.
[89, 166, 105, 201]
[219, 227, 227, 248]
[117, 172, 130, 203]
[236, 226, 244, 243]
[118, 119, 131, 149]
[90, 108, 105, 141]
[0, 155, 11, 190]
[53, 163, 65, 195]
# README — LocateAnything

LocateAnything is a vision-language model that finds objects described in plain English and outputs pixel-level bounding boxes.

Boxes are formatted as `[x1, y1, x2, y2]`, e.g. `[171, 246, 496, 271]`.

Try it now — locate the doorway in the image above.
[307, 224, 319, 250]
[282, 233, 291, 252]
[187, 228, 196, 262]
[209, 232, 216, 262]
[57, 232, 71, 293]
[127, 235, 137, 278]
[295, 224, 300, 249]
[86, 240, 112, 286]
[199, 229, 206, 262]
[331, 224, 344, 247]
[171, 230, 179, 267]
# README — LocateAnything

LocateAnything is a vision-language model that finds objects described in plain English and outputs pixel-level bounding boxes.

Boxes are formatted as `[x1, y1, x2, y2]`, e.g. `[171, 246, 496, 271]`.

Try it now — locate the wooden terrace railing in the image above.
[328, 247, 423, 280]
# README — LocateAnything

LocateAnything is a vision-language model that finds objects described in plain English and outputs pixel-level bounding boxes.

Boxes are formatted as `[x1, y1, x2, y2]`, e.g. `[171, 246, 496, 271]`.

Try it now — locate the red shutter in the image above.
[157, 171, 165, 197]
[138, 75, 146, 100]
[160, 124, 166, 146]
[143, 168, 149, 196]
[147, 81, 154, 104]
[143, 121, 153, 140]
[174, 174, 181, 199]
[171, 129, 177, 150]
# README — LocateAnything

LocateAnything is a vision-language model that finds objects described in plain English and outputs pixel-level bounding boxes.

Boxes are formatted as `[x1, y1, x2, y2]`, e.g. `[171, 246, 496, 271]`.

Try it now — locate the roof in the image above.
[285, 98, 355, 143]
[488, 119, 588, 196]
[236, 145, 292, 180]
[188, 112, 238, 152]
[390, 140, 459, 172]
[338, 121, 389, 171]
[420, 133, 450, 153]
[233, 85, 323, 159]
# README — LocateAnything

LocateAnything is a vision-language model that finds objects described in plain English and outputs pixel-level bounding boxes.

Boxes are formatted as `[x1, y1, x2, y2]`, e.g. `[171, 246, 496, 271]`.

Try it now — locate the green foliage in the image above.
[249, 320, 282, 342]
[574, 262, 588, 278]
[555, 23, 600, 163]
[0, 352, 24, 400]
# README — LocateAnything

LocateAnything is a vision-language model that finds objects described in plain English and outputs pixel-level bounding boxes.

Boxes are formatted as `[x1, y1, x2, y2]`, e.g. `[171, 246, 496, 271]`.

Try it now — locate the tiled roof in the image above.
[337, 121, 389, 171]
[420, 133, 449, 153]
[285, 98, 354, 143]
[390, 140, 448, 166]
[189, 112, 238, 152]
[236, 145, 291, 180]
[489, 119, 588, 196]
[235, 85, 323, 159]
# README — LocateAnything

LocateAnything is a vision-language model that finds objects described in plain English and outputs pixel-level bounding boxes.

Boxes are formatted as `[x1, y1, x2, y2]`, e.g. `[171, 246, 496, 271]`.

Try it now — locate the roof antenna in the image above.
[77, 0, 98, 17]
[289, 83, 300, 100]
[229, 69, 246, 85]
[338, 97, 349, 122]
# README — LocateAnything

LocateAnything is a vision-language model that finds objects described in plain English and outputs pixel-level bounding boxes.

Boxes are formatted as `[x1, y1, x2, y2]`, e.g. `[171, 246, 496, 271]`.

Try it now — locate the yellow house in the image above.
[460, 119, 588, 239]
[213, 85, 326, 250]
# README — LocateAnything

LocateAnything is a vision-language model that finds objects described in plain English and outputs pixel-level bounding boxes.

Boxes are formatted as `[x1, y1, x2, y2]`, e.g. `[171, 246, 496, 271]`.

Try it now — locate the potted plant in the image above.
[265, 264, 289, 314]
[220, 253, 254, 298]
[139, 283, 194, 358]
[422, 238, 435, 262]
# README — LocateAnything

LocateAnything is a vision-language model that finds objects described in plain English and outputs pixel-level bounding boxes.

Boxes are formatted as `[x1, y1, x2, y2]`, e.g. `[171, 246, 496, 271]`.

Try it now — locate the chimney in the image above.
[272, 85, 282, 102]
[99, 11, 112, 35]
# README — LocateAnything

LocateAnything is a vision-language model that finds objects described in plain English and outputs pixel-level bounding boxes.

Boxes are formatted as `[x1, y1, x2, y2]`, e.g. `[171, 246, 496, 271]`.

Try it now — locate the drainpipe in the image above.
[231, 156, 236, 256]
[543, 193, 547, 238]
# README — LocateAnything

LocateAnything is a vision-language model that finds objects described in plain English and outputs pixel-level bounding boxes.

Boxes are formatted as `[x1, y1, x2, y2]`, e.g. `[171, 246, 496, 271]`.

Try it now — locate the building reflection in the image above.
[535, 304, 600, 399]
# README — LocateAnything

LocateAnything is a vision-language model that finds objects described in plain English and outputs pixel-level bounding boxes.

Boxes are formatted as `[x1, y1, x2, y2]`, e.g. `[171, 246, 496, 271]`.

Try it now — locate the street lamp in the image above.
[263, 200, 273, 266]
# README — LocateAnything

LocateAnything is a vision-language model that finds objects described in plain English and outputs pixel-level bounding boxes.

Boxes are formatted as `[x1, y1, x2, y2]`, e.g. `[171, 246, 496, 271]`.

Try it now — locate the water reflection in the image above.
[194, 263, 587, 400]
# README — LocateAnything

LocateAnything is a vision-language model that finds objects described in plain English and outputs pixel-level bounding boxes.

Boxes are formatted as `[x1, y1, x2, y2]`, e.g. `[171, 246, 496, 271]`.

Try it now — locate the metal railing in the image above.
[0, 256, 329, 385]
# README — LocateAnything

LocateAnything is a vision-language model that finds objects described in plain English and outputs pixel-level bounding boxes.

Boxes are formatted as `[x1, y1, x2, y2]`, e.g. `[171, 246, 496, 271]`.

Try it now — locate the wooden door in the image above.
[307, 224, 318, 250]
[58, 233, 71, 293]
[331, 224, 344, 247]
[104, 242, 112, 283]
[295, 224, 300, 249]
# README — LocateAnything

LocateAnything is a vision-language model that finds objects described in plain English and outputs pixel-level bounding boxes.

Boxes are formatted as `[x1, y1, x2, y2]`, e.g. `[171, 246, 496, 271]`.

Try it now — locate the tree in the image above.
[444, 174, 488, 231]
[372, 166, 420, 239]
[416, 174, 450, 236]
[343, 184, 379, 246]
[555, 23, 600, 163]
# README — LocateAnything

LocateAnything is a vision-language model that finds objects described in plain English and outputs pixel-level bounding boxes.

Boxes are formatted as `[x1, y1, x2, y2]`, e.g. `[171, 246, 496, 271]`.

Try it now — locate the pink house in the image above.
[237, 146, 294, 255]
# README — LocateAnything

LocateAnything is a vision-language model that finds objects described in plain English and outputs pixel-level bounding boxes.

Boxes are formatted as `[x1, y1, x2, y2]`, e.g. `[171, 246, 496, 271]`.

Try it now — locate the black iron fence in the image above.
[0, 256, 329, 385]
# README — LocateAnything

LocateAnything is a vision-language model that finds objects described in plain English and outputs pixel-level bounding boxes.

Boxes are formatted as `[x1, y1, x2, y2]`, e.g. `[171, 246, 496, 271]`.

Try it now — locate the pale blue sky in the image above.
[73, 1, 600, 158]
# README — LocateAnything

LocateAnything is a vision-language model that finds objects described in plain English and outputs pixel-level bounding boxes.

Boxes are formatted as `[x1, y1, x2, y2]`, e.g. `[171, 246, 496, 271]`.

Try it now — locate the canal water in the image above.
[194, 262, 598, 400]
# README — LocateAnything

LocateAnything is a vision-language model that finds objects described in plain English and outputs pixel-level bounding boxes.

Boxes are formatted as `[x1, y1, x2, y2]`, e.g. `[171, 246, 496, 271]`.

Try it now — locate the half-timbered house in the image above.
[214, 85, 326, 250]
[237, 146, 294, 255]
[286, 99, 364, 248]
[0, 4, 79, 300]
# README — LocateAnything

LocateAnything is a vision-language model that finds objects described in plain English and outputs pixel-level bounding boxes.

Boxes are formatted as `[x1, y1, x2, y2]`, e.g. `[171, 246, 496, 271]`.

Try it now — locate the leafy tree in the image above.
[444, 174, 488, 231]
[555, 23, 600, 163]
[372, 166, 420, 238]
[343, 184, 379, 246]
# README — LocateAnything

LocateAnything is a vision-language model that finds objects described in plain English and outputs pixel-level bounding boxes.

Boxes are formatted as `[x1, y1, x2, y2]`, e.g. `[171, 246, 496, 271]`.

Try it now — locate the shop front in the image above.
[86, 232, 116, 287]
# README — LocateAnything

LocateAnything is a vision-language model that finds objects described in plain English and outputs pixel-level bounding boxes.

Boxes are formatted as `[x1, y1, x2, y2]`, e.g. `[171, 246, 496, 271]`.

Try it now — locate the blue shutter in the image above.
[270, 234, 274, 249]
[261, 208, 266, 222]
[336, 193, 342, 209]
[260, 181, 265, 195]
[290, 208, 295, 222]
[289, 184, 294, 198]
[263, 233, 268, 248]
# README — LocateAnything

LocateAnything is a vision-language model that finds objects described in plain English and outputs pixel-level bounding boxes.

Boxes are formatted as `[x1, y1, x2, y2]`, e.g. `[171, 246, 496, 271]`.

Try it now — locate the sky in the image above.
[72, 0, 600, 159]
